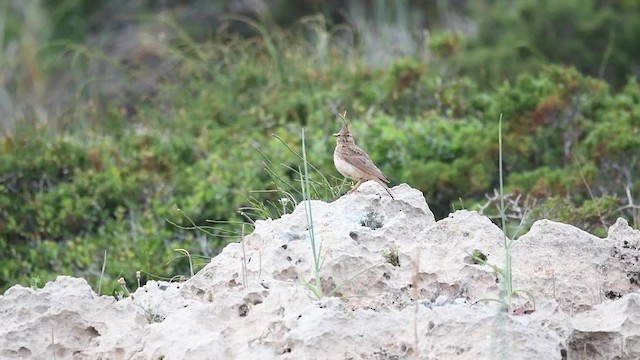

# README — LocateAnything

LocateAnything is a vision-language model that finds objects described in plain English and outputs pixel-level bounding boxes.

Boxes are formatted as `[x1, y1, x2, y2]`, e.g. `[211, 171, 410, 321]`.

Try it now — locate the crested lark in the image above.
[333, 118, 394, 199]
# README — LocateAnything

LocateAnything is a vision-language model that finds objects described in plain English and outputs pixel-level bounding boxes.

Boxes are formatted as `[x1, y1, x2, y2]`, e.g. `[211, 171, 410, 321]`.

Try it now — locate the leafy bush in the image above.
[453, 0, 640, 88]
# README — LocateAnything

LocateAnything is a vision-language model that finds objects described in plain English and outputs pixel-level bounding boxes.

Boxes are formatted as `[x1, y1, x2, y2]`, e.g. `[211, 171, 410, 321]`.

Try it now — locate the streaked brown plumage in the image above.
[333, 121, 394, 199]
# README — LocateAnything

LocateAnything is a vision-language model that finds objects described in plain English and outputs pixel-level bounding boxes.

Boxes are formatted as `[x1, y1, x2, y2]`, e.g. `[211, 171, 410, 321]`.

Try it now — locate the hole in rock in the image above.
[238, 304, 249, 317]
[605, 291, 622, 299]
[243, 292, 264, 306]
[83, 326, 100, 338]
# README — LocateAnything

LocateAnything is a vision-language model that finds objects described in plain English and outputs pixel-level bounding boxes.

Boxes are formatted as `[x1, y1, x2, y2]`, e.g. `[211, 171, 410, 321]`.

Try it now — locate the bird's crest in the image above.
[336, 111, 350, 135]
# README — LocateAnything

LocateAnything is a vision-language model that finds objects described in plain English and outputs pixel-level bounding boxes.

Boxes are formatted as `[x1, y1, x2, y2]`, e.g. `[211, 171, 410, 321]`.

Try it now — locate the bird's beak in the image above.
[333, 133, 339, 137]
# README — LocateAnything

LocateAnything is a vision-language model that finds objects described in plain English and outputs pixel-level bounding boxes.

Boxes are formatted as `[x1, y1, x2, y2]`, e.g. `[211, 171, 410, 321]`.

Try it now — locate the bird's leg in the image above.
[346, 179, 364, 194]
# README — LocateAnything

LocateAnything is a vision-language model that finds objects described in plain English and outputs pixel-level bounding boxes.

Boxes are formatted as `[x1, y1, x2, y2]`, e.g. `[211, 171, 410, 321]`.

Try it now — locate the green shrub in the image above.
[455, 0, 640, 89]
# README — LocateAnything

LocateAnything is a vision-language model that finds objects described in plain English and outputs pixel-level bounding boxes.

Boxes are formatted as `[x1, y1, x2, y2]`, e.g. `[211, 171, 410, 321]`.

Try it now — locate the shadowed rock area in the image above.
[1, 182, 639, 359]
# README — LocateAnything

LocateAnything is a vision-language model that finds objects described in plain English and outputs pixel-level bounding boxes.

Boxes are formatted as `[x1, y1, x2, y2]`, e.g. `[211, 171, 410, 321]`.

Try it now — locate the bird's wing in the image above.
[339, 145, 390, 183]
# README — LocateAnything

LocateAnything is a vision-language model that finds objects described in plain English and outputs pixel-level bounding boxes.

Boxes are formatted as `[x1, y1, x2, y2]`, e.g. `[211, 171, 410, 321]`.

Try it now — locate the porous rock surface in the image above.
[2, 182, 640, 359]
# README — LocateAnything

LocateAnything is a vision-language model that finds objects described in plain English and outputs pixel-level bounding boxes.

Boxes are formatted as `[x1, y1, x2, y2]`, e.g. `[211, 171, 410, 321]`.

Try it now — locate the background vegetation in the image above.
[1, 0, 638, 294]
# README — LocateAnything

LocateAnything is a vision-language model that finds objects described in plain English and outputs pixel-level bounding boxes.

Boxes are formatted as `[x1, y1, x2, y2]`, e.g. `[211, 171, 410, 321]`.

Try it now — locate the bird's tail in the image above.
[374, 179, 395, 200]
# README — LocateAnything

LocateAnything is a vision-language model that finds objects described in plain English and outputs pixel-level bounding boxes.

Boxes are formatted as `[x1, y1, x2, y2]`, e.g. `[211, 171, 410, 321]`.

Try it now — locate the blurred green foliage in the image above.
[456, 0, 640, 88]
[1, 1, 639, 293]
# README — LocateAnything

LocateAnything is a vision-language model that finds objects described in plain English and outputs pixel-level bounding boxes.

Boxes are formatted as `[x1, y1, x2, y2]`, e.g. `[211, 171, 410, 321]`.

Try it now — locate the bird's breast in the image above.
[334, 147, 366, 180]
